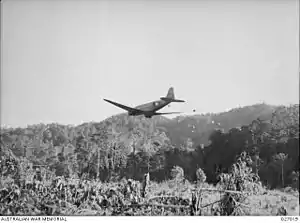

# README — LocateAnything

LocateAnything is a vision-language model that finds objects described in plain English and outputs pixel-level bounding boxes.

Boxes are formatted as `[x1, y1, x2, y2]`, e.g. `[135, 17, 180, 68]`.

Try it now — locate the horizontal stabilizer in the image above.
[160, 97, 185, 103]
[153, 111, 182, 116]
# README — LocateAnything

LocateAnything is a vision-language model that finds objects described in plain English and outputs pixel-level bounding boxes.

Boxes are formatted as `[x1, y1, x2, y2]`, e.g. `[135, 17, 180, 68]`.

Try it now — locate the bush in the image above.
[196, 168, 206, 184]
[170, 166, 184, 181]
[218, 152, 260, 215]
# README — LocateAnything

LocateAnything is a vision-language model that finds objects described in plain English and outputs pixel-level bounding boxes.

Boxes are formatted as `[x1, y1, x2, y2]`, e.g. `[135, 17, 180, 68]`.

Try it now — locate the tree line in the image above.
[1, 104, 298, 190]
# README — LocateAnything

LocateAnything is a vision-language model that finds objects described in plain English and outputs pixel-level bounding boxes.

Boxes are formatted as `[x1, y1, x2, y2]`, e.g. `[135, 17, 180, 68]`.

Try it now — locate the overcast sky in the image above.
[1, 0, 299, 127]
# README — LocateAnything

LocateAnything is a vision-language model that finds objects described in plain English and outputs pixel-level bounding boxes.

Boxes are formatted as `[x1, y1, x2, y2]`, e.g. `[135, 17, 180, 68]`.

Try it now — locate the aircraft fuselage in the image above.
[129, 100, 171, 117]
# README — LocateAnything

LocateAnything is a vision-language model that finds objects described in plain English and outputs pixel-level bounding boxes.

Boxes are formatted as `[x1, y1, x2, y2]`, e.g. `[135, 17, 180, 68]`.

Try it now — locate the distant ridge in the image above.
[0, 103, 291, 130]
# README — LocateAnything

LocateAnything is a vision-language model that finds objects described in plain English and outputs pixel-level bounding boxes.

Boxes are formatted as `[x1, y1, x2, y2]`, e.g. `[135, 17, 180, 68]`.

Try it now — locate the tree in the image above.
[290, 171, 299, 190]
[249, 146, 264, 175]
[272, 153, 288, 187]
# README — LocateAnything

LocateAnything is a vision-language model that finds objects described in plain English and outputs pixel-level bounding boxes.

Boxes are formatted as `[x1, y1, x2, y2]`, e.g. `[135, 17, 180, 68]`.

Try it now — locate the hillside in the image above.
[157, 103, 277, 147]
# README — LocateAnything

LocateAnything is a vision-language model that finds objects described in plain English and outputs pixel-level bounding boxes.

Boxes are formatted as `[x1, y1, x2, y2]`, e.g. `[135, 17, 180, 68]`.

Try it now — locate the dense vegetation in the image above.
[0, 103, 299, 215]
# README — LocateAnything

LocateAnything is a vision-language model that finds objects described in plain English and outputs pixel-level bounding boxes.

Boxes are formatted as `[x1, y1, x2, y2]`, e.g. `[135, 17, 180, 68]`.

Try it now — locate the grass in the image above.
[138, 180, 300, 216]
[246, 189, 299, 216]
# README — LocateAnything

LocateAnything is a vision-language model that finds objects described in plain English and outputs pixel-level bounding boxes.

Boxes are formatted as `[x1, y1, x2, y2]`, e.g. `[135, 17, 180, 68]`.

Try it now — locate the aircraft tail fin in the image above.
[160, 87, 185, 102]
[166, 87, 175, 99]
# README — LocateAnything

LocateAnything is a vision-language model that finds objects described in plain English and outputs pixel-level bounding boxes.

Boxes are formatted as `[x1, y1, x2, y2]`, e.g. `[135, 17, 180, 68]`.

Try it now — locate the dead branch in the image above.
[128, 202, 189, 209]
[197, 188, 245, 194]
[147, 195, 184, 201]
[200, 199, 222, 208]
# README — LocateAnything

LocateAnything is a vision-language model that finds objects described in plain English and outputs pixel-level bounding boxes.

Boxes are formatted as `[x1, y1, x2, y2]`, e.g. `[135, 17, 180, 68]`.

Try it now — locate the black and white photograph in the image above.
[1, 0, 299, 219]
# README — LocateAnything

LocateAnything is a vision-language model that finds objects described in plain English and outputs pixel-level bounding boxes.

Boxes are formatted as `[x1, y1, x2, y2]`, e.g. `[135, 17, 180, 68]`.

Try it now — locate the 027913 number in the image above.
[281, 216, 299, 222]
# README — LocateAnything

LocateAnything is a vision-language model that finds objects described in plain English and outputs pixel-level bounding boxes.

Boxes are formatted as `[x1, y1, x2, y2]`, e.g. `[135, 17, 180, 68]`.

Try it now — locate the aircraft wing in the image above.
[103, 99, 143, 113]
[153, 111, 182, 116]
